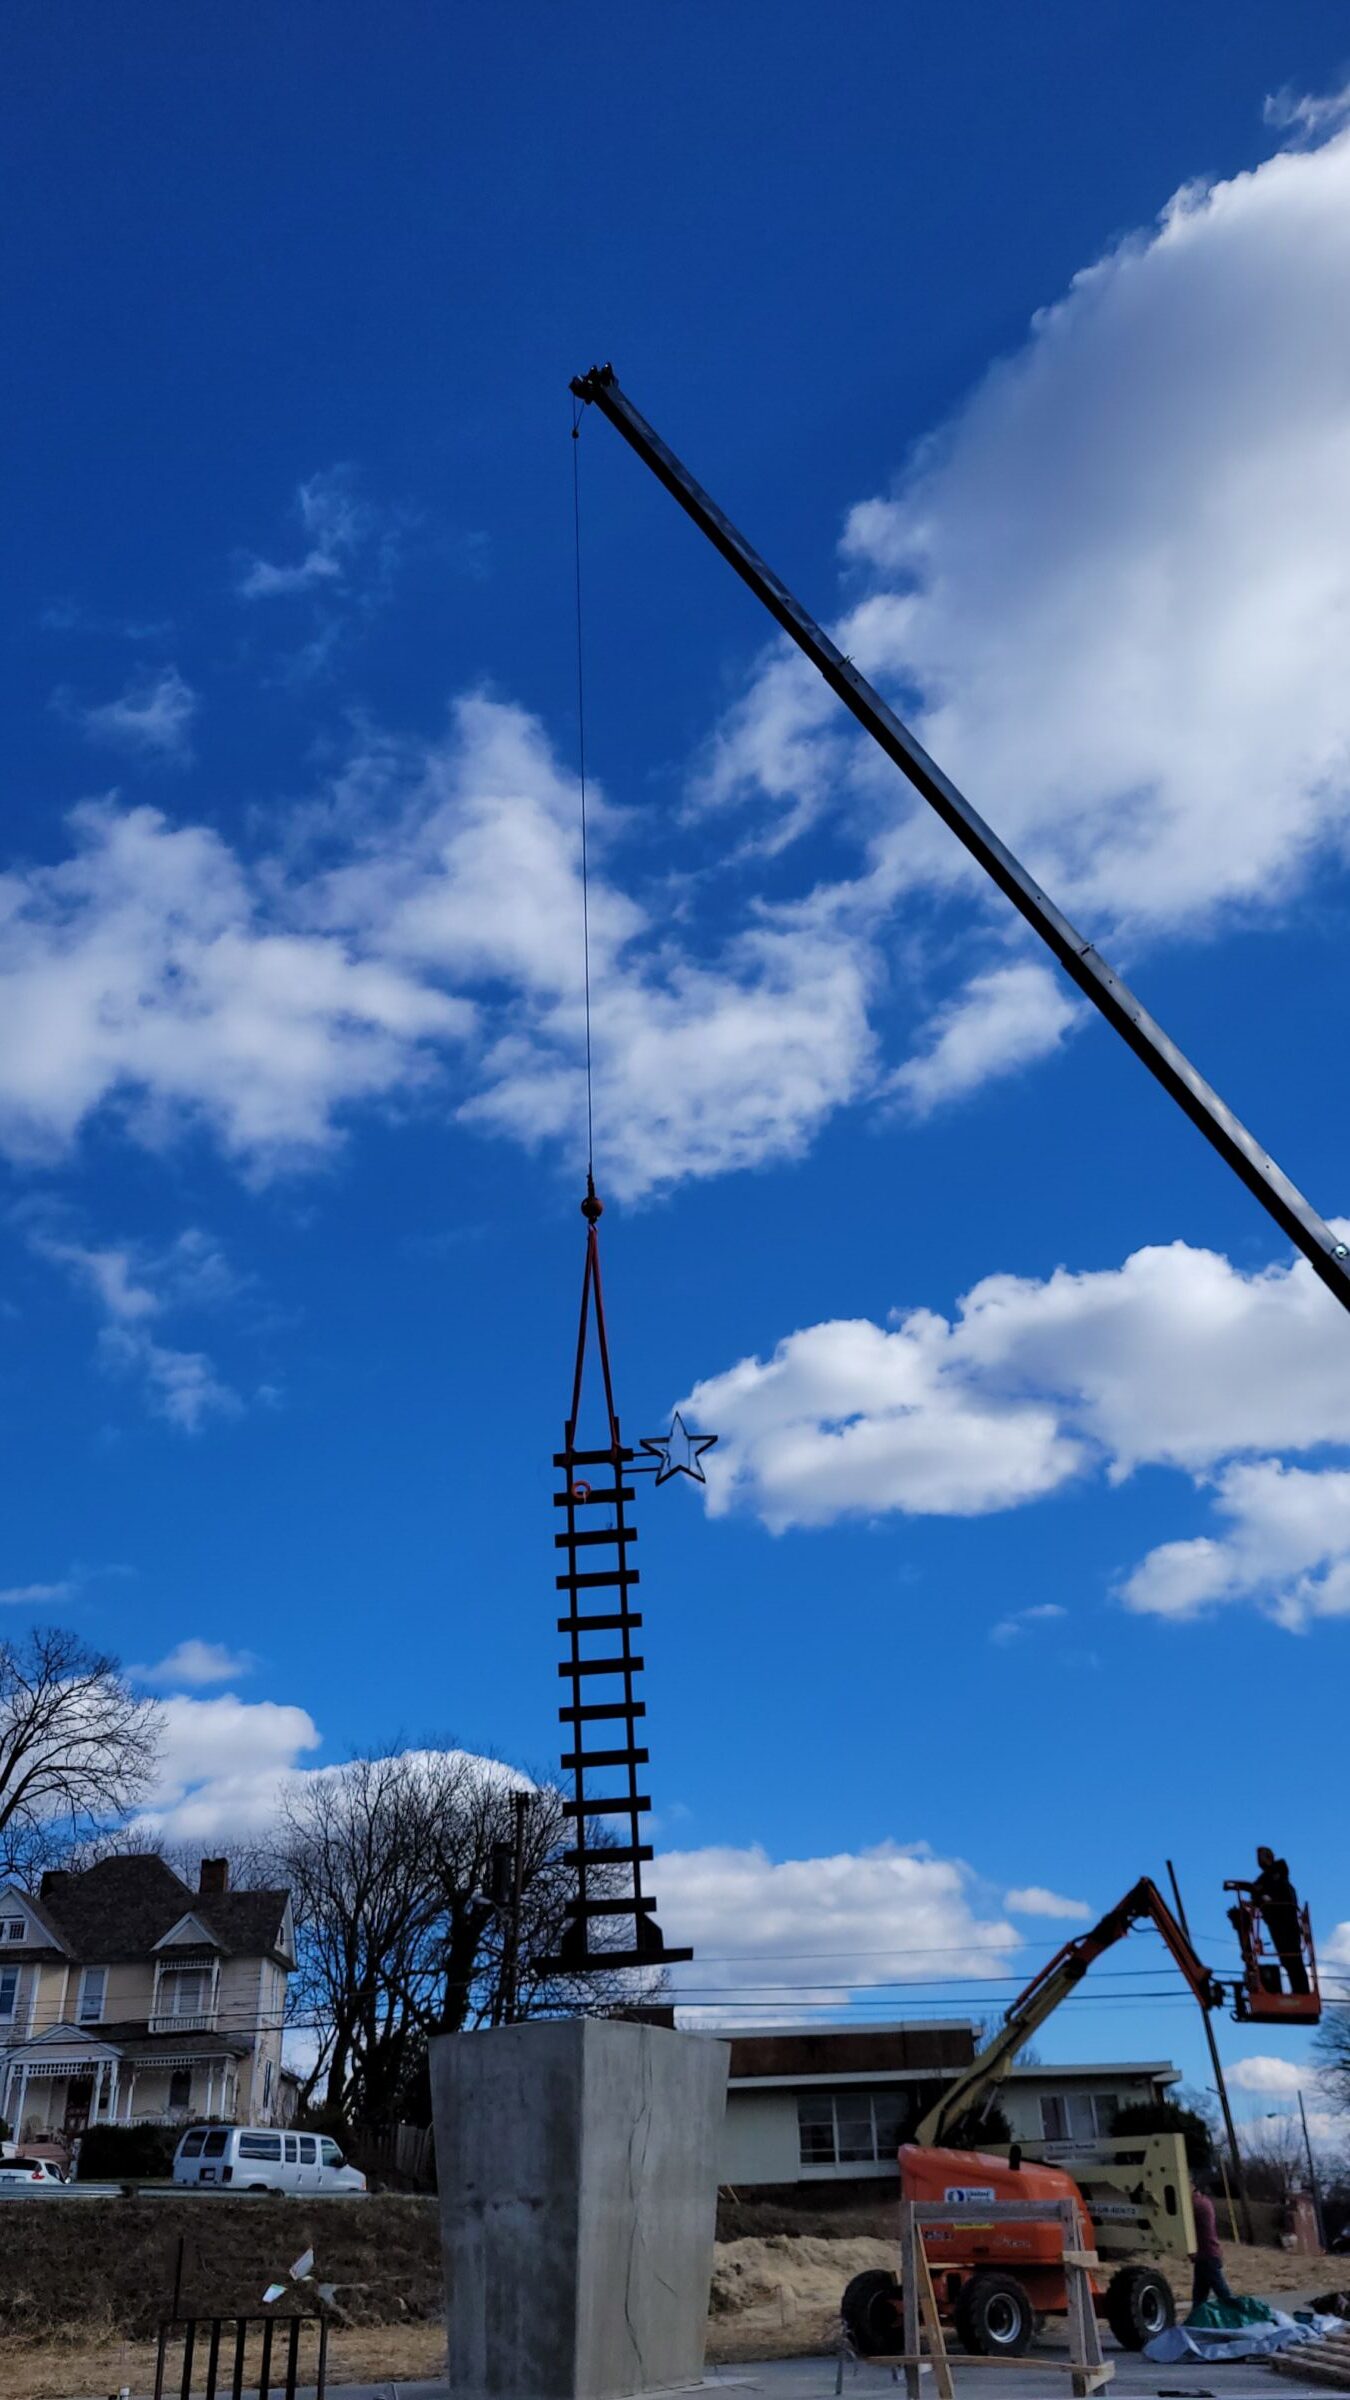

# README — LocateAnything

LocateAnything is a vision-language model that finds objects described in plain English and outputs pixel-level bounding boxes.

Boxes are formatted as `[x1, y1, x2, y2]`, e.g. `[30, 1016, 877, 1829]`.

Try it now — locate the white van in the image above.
[172, 2124, 366, 2194]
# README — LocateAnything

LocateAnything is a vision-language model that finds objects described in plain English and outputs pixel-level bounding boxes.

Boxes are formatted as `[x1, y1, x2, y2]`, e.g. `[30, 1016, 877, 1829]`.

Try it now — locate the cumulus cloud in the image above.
[680, 1228, 1350, 1624]
[136, 1639, 256, 1689]
[1004, 1885, 1091, 1921]
[654, 1839, 1019, 2016]
[138, 1693, 324, 1841]
[1228, 2054, 1318, 2096]
[693, 118, 1350, 1117]
[0, 698, 871, 1199]
[60, 667, 198, 764]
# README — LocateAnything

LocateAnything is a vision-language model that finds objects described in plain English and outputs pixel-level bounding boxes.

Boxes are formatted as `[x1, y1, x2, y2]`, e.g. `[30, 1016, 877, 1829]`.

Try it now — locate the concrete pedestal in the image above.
[430, 2015, 729, 2400]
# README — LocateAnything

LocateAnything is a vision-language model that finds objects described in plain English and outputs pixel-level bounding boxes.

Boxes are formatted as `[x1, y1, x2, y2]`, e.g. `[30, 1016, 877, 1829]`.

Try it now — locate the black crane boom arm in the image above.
[571, 363, 1350, 1318]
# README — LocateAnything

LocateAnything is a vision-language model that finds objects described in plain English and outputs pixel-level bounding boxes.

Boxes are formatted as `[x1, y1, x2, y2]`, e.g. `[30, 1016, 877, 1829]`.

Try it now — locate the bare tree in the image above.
[1240, 2111, 1306, 2202]
[0, 1629, 159, 1870]
[1314, 2001, 1350, 2117]
[279, 1746, 666, 2128]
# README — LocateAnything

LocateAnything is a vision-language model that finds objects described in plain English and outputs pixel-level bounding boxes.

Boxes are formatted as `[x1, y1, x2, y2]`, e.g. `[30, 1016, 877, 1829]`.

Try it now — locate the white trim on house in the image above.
[154, 1912, 225, 1953]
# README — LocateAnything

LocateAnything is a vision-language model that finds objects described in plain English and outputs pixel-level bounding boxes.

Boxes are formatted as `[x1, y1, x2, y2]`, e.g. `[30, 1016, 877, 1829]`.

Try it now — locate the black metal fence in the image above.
[152, 2313, 327, 2399]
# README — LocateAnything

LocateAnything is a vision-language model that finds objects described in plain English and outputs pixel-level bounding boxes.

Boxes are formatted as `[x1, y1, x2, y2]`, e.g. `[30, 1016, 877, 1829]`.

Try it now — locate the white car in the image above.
[172, 2123, 366, 2194]
[0, 2156, 66, 2189]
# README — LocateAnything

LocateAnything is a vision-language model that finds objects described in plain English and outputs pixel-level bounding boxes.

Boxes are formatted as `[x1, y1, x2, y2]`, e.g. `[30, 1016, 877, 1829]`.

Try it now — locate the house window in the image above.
[77, 1967, 107, 2024]
[262, 2057, 274, 2114]
[160, 1968, 209, 2017]
[0, 1967, 18, 2022]
[1, 1917, 24, 1943]
[1040, 2090, 1118, 2143]
[169, 2068, 192, 2112]
[796, 2090, 908, 2168]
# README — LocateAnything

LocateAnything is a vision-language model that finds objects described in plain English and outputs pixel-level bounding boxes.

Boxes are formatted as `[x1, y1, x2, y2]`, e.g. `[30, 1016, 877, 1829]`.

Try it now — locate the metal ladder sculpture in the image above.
[543, 1179, 692, 1974]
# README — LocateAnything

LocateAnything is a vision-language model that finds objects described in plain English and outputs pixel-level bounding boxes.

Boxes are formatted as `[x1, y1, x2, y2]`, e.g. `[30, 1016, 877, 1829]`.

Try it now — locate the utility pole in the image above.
[500, 1792, 533, 2028]
[1166, 1858, 1253, 2243]
[1298, 2087, 1326, 2250]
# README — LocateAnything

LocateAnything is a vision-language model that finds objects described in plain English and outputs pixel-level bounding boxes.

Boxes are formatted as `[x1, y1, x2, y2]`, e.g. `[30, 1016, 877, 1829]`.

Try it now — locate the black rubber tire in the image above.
[1104, 2265, 1175, 2350]
[840, 2268, 905, 2356]
[953, 2272, 1034, 2358]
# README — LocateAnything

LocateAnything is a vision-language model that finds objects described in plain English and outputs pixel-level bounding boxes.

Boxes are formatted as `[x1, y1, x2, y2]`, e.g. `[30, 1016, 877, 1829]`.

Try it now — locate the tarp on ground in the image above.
[1144, 2305, 1348, 2364]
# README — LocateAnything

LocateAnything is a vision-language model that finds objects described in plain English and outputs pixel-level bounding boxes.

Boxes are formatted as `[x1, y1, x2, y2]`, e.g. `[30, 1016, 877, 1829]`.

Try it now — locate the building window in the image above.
[797, 2090, 908, 2168]
[77, 1967, 107, 2024]
[0, 1967, 18, 2022]
[262, 2057, 273, 2114]
[169, 2067, 192, 2111]
[1, 1917, 24, 1943]
[160, 1967, 209, 2017]
[1040, 2090, 1119, 2143]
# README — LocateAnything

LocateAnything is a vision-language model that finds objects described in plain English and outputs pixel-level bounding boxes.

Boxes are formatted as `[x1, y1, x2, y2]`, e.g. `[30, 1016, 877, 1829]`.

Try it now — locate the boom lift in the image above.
[839, 1873, 1319, 2358]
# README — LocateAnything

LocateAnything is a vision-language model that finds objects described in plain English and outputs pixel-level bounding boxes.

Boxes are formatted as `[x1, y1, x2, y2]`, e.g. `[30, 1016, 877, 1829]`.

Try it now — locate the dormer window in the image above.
[77, 1966, 106, 2023]
[159, 1966, 209, 2018]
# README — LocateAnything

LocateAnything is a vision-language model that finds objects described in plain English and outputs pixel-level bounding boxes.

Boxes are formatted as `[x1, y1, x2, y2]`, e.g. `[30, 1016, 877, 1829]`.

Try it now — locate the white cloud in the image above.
[0, 800, 470, 1169]
[0, 698, 871, 1199]
[29, 1225, 243, 1434]
[1122, 1459, 1350, 1626]
[62, 667, 197, 764]
[892, 963, 1080, 1115]
[681, 1228, 1350, 1622]
[138, 1693, 323, 1840]
[236, 467, 371, 599]
[0, 1580, 74, 1607]
[135, 1638, 256, 1689]
[989, 1602, 1067, 1646]
[654, 1838, 1018, 2016]
[1004, 1885, 1090, 1921]
[1325, 1922, 1350, 1970]
[1229, 2055, 1317, 2096]
[692, 119, 1350, 1124]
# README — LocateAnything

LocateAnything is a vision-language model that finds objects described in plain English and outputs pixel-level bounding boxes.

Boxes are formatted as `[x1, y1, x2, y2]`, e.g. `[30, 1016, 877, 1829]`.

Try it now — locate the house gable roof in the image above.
[30, 1856, 292, 1965]
[0, 1880, 71, 1956]
[154, 1911, 223, 1953]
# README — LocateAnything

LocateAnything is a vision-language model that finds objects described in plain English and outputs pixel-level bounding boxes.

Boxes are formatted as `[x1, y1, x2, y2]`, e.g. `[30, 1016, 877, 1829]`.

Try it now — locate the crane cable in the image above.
[571, 403, 595, 1179]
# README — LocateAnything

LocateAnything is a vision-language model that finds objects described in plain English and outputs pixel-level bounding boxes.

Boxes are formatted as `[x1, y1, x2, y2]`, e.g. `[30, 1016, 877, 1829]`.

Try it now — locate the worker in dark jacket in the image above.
[1251, 1848, 1310, 1995]
[1190, 2186, 1236, 2312]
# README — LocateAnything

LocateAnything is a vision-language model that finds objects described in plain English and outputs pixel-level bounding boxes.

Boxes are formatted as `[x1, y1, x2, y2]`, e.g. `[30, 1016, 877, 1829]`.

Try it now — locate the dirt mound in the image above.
[708, 2234, 894, 2362]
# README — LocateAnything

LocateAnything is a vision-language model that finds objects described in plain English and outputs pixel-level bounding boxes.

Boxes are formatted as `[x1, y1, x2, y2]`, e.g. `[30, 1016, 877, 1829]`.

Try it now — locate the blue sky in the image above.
[5, 4, 1350, 2127]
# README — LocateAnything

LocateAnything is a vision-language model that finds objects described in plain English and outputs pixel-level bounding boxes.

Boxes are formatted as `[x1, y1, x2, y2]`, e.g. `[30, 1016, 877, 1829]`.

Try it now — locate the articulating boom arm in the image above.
[915, 1876, 1228, 2147]
[571, 364, 1350, 1320]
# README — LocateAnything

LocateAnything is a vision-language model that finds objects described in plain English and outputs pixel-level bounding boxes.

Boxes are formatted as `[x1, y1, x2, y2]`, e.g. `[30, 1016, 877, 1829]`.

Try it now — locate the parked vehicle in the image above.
[172, 2124, 366, 2194]
[0, 2156, 66, 2188]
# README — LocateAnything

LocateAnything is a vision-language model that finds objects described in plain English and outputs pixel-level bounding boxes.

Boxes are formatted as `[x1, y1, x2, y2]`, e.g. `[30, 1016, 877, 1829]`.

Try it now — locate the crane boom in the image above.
[571, 363, 1350, 1320]
[915, 1876, 1228, 2147]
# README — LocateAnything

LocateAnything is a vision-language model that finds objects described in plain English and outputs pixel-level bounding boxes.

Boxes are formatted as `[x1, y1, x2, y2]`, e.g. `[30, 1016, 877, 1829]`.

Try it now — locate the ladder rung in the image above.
[560, 1748, 648, 1771]
[559, 1701, 646, 1723]
[554, 1446, 635, 1468]
[557, 1612, 643, 1635]
[555, 1526, 638, 1550]
[558, 1656, 643, 1678]
[540, 1944, 693, 1970]
[563, 1793, 651, 1816]
[556, 1569, 640, 1591]
[563, 1844, 653, 1869]
[566, 1894, 657, 1917]
[553, 1486, 632, 1507]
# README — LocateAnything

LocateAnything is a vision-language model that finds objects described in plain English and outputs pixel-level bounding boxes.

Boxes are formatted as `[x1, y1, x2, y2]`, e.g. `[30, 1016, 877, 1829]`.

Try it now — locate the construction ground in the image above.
[2, 2216, 1344, 2399]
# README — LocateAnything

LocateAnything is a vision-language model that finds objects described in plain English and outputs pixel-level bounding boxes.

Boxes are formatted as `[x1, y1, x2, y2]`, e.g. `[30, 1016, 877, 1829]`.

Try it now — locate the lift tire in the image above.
[953, 2271, 1034, 2357]
[1104, 2265, 1175, 2350]
[840, 2268, 904, 2356]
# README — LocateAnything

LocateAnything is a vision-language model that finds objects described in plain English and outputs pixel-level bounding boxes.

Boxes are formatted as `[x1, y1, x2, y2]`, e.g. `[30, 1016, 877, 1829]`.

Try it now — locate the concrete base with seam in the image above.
[431, 2015, 730, 2400]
